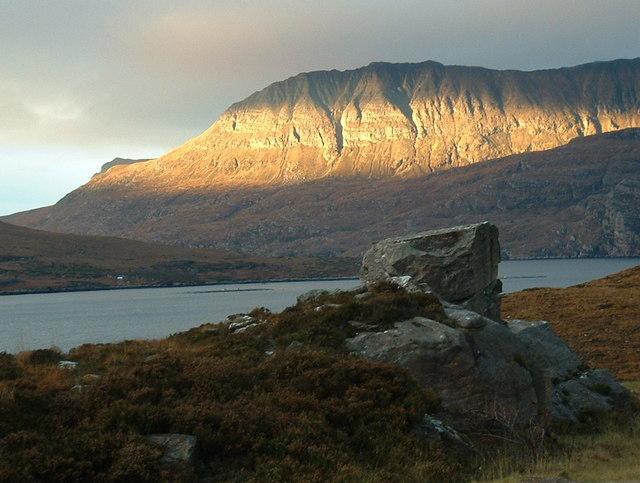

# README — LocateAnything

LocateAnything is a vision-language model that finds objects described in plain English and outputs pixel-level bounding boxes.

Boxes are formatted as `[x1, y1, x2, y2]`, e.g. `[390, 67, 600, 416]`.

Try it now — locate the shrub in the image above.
[0, 352, 19, 380]
[0, 285, 469, 480]
[18, 348, 62, 366]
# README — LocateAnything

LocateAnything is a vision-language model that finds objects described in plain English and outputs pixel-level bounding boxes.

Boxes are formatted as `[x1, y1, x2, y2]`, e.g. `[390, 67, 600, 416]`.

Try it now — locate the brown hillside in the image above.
[0, 222, 355, 294]
[503, 264, 640, 380]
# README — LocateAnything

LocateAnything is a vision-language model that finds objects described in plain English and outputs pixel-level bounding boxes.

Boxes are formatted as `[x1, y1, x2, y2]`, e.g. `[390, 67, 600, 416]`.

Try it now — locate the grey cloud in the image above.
[0, 0, 639, 151]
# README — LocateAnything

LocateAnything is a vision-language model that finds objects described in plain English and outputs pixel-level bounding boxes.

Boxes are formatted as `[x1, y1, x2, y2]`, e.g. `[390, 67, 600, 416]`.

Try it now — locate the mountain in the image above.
[7, 129, 640, 259]
[87, 58, 639, 189]
[0, 222, 355, 294]
[4, 59, 640, 258]
[98, 157, 150, 174]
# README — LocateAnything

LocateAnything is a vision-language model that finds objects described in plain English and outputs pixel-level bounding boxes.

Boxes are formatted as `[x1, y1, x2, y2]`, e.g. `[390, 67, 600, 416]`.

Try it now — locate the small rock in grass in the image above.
[147, 434, 197, 465]
[58, 360, 78, 370]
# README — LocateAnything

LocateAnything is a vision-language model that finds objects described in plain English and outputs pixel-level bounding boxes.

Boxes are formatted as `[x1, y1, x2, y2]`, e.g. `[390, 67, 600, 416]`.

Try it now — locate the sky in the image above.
[1, 0, 639, 215]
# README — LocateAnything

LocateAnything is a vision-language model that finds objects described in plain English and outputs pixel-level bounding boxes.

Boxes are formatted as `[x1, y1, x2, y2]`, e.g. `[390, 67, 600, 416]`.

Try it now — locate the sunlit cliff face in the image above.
[89, 59, 640, 191]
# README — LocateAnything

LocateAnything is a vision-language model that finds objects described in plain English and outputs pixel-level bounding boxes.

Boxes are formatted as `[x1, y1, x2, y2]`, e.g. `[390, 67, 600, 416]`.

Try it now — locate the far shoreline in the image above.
[0, 275, 361, 297]
[2, 256, 639, 298]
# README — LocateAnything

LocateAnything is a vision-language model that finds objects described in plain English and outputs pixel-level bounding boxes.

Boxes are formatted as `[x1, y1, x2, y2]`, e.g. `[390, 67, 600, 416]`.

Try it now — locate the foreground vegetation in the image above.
[1, 277, 639, 481]
[0, 285, 464, 481]
[483, 388, 640, 482]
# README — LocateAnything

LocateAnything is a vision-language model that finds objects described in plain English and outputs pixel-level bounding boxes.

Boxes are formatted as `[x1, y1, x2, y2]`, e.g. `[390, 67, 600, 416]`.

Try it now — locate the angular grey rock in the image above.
[551, 369, 632, 424]
[552, 379, 612, 423]
[346, 316, 540, 425]
[578, 368, 631, 404]
[414, 414, 475, 454]
[233, 323, 259, 334]
[444, 306, 488, 329]
[147, 434, 196, 465]
[506, 320, 631, 424]
[350, 223, 632, 429]
[58, 360, 78, 370]
[296, 289, 337, 304]
[227, 314, 257, 332]
[361, 222, 501, 319]
[507, 320, 583, 381]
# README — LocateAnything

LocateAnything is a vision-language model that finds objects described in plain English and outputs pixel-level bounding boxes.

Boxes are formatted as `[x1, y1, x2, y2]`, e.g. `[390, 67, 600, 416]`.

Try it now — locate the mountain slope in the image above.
[7, 129, 640, 259]
[0, 222, 354, 294]
[89, 58, 640, 190]
[98, 157, 150, 174]
[5, 59, 640, 258]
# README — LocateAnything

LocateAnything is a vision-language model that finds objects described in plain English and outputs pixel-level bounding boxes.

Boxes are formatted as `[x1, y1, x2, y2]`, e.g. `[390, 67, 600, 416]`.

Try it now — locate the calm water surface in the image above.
[1, 258, 638, 353]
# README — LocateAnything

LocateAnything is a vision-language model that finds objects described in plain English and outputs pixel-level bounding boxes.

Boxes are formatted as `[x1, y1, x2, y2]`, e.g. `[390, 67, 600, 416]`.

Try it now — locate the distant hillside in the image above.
[0, 222, 355, 294]
[504, 263, 640, 380]
[7, 129, 640, 259]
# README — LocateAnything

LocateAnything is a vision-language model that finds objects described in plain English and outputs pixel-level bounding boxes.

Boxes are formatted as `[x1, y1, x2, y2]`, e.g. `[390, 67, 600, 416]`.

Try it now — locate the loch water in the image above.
[1, 258, 638, 353]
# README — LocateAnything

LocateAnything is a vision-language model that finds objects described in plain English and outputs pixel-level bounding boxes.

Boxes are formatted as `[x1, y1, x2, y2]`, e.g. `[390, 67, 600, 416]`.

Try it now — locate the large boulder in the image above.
[351, 224, 633, 430]
[551, 369, 632, 424]
[506, 320, 583, 382]
[346, 316, 542, 426]
[361, 222, 501, 319]
[507, 321, 632, 424]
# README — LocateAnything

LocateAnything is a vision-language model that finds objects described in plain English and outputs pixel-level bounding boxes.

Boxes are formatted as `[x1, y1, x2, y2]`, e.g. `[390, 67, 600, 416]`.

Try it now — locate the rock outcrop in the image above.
[361, 222, 501, 319]
[346, 315, 541, 426]
[349, 225, 632, 428]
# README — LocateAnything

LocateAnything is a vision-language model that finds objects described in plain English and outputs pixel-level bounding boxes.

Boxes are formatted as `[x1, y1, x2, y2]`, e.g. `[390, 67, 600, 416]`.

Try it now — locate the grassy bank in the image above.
[482, 383, 640, 481]
[503, 264, 640, 381]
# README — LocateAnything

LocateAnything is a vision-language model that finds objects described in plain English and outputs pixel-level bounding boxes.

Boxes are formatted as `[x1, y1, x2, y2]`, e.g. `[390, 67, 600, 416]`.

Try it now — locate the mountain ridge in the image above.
[6, 129, 640, 259]
[5, 59, 640, 259]
[88, 57, 640, 190]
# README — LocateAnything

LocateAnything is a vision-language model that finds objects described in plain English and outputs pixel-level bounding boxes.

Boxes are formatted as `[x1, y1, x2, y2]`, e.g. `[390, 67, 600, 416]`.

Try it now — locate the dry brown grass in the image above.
[503, 264, 640, 380]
